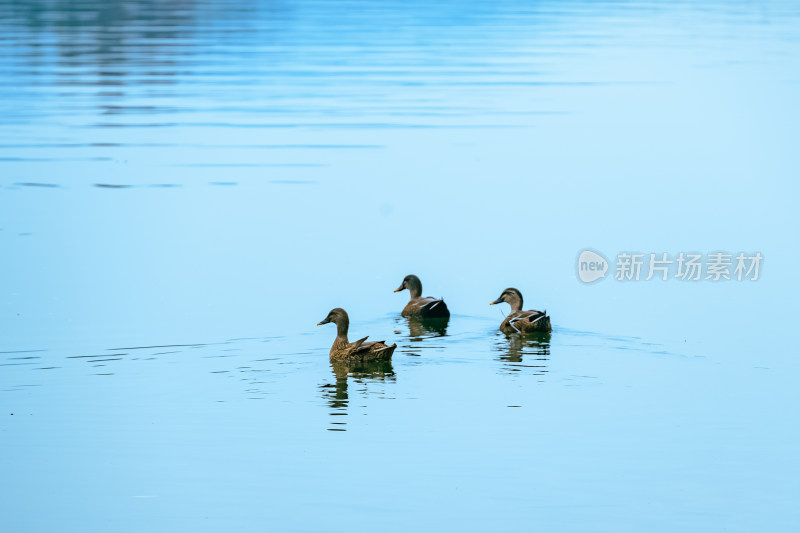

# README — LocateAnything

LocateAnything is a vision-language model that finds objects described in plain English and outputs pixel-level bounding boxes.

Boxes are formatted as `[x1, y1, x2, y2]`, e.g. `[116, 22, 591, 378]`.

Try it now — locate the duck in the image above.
[317, 308, 397, 362]
[490, 288, 551, 334]
[393, 274, 450, 318]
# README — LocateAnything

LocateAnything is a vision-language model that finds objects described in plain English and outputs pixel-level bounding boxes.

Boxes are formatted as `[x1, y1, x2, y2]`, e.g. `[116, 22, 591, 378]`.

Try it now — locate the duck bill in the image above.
[490, 297, 503, 305]
[317, 318, 330, 325]
[393, 287, 403, 293]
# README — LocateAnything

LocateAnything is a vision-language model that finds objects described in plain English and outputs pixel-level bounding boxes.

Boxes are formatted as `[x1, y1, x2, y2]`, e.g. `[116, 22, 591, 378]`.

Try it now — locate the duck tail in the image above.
[373, 343, 396, 359]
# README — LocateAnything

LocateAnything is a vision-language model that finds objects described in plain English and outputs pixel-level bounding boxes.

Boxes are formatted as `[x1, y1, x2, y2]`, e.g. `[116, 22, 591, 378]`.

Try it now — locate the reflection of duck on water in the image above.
[331, 360, 395, 383]
[319, 360, 396, 426]
[403, 316, 449, 339]
[493, 332, 550, 376]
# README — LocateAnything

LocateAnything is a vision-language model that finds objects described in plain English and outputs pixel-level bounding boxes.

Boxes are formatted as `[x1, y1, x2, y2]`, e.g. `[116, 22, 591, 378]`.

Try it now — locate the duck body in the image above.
[395, 274, 450, 319]
[499, 310, 551, 334]
[329, 336, 396, 362]
[491, 288, 552, 334]
[318, 308, 396, 362]
[401, 297, 450, 319]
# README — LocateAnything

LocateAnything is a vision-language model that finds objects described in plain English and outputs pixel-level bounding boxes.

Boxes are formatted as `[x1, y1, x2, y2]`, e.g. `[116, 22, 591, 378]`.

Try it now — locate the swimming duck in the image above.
[393, 274, 450, 318]
[490, 288, 551, 334]
[317, 308, 397, 362]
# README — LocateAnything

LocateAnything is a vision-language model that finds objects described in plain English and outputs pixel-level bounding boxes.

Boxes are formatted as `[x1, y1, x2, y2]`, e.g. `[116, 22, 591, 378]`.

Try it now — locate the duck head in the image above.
[490, 288, 524, 312]
[318, 307, 350, 337]
[394, 274, 422, 299]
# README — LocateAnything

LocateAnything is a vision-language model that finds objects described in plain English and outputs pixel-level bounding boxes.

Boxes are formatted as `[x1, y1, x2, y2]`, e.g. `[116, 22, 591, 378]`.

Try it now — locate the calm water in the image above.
[2, 1, 799, 531]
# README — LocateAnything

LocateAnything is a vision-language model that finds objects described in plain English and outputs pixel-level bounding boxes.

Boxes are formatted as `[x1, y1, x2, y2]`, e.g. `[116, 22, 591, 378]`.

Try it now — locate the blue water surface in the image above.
[1, 1, 799, 531]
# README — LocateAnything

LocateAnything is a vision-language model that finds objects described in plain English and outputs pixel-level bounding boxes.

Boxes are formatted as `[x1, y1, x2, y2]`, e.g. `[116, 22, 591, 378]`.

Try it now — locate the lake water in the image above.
[1, 0, 799, 531]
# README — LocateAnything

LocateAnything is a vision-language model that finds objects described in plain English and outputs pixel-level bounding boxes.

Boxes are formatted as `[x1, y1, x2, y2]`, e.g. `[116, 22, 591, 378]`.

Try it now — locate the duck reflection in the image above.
[394, 316, 449, 340]
[318, 360, 395, 431]
[493, 332, 551, 377]
[407, 316, 449, 339]
[392, 316, 449, 358]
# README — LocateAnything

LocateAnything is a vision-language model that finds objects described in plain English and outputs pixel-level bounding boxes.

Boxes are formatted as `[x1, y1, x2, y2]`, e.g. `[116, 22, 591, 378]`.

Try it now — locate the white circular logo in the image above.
[577, 249, 609, 283]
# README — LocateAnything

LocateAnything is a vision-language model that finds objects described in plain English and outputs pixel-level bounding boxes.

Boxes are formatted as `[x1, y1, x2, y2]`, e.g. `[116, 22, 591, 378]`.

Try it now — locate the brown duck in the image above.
[490, 288, 551, 334]
[317, 308, 397, 362]
[393, 274, 450, 318]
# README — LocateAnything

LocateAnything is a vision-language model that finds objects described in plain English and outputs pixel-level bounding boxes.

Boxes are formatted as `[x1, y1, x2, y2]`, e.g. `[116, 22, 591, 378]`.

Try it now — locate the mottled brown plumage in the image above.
[317, 308, 396, 362]
[394, 274, 450, 318]
[490, 288, 551, 334]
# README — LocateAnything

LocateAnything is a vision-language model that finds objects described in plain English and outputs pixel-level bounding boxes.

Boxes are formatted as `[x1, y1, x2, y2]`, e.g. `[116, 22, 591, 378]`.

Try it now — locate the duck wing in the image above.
[353, 337, 391, 354]
[350, 336, 369, 352]
[421, 298, 445, 311]
[508, 310, 551, 333]
[362, 341, 396, 361]
[418, 297, 450, 318]
[524, 309, 546, 321]
[355, 341, 386, 352]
